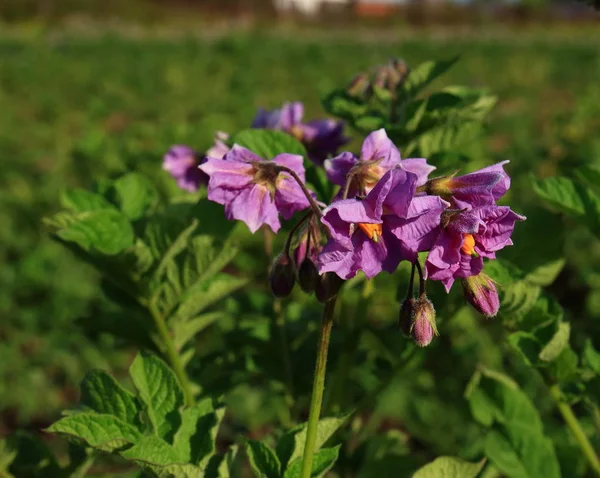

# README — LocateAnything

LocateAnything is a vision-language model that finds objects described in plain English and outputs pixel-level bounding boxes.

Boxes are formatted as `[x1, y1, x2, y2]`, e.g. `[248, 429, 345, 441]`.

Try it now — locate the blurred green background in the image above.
[1, 0, 599, 462]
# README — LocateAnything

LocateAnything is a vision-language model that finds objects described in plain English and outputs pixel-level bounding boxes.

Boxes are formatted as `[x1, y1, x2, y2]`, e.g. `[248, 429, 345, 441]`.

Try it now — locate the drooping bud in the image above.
[398, 297, 417, 337]
[461, 273, 500, 318]
[411, 294, 438, 347]
[346, 72, 371, 98]
[268, 253, 296, 298]
[298, 258, 319, 294]
[315, 272, 344, 303]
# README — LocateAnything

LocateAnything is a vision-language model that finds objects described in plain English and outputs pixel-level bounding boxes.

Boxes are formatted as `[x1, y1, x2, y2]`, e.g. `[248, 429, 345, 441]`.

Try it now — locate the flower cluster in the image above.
[166, 121, 524, 347]
[163, 102, 347, 191]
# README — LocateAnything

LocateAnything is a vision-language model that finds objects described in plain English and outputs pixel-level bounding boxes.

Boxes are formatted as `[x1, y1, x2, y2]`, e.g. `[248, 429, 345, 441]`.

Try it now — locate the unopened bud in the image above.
[398, 297, 417, 337]
[422, 172, 460, 197]
[391, 58, 410, 80]
[461, 273, 500, 317]
[346, 72, 371, 97]
[298, 258, 319, 294]
[315, 272, 344, 303]
[373, 65, 388, 90]
[411, 295, 438, 347]
[269, 253, 296, 298]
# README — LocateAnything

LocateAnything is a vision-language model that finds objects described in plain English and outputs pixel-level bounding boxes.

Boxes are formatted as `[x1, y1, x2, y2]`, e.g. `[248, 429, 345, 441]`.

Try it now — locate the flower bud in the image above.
[268, 253, 296, 298]
[422, 172, 459, 197]
[398, 297, 417, 337]
[411, 295, 438, 347]
[346, 72, 371, 97]
[461, 273, 500, 317]
[298, 258, 319, 294]
[315, 272, 344, 303]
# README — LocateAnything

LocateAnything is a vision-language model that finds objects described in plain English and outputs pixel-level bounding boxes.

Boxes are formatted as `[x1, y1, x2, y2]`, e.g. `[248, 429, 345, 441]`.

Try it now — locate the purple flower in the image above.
[324, 129, 435, 197]
[424, 161, 511, 208]
[425, 205, 525, 291]
[163, 145, 208, 192]
[317, 167, 446, 280]
[199, 145, 311, 233]
[461, 273, 500, 317]
[252, 102, 348, 164]
[163, 134, 231, 193]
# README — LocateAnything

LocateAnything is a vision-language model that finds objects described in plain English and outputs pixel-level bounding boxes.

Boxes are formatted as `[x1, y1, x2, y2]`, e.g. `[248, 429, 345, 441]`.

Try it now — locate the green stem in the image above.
[149, 300, 195, 406]
[550, 384, 600, 477]
[274, 300, 295, 400]
[300, 297, 337, 478]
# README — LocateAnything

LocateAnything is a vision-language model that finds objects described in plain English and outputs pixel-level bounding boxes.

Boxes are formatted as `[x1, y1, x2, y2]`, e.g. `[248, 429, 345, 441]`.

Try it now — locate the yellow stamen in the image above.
[357, 223, 383, 243]
[461, 234, 477, 256]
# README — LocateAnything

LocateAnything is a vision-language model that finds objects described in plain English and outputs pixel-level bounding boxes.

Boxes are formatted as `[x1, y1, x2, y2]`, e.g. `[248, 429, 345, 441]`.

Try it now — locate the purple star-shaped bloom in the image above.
[199, 145, 311, 233]
[317, 167, 447, 280]
[252, 102, 348, 164]
[324, 129, 436, 197]
[425, 205, 526, 291]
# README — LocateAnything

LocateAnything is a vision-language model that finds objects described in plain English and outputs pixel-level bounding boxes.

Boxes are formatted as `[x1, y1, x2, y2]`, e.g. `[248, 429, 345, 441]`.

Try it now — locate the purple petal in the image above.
[199, 157, 254, 191]
[317, 239, 355, 279]
[163, 145, 197, 177]
[275, 177, 311, 220]
[475, 206, 525, 252]
[352, 234, 388, 279]
[361, 129, 401, 168]
[252, 108, 281, 129]
[280, 102, 304, 130]
[425, 229, 463, 278]
[379, 168, 417, 218]
[206, 132, 230, 159]
[400, 158, 436, 187]
[272, 153, 306, 181]
[476, 160, 511, 200]
[321, 199, 379, 247]
[455, 252, 484, 279]
[225, 184, 281, 233]
[325, 151, 357, 187]
[224, 144, 264, 163]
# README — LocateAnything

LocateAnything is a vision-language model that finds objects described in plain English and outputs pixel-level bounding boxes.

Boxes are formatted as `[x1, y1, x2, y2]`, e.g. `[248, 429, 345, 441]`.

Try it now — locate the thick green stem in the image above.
[149, 300, 195, 406]
[550, 384, 600, 477]
[300, 298, 337, 478]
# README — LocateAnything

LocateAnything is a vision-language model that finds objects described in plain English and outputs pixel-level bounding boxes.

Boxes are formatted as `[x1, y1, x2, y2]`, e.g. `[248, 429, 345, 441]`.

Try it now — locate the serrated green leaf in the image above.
[412, 456, 485, 478]
[498, 281, 541, 323]
[233, 129, 307, 159]
[188, 235, 239, 286]
[412, 121, 482, 157]
[80, 369, 142, 427]
[276, 414, 349, 469]
[56, 209, 134, 255]
[547, 347, 579, 383]
[111, 172, 158, 220]
[246, 439, 281, 478]
[175, 274, 248, 322]
[129, 351, 184, 441]
[46, 413, 141, 452]
[283, 446, 340, 478]
[523, 258, 565, 287]
[61, 188, 114, 212]
[508, 332, 542, 367]
[539, 322, 570, 362]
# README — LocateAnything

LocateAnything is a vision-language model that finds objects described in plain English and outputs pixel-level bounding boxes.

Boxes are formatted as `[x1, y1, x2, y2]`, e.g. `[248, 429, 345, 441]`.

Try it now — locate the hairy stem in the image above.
[149, 300, 195, 406]
[276, 165, 322, 219]
[550, 384, 600, 477]
[300, 297, 337, 478]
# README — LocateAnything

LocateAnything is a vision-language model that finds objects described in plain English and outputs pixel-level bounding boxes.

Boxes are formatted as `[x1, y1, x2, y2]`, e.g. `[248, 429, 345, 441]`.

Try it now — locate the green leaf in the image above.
[533, 175, 600, 237]
[547, 347, 579, 383]
[283, 446, 340, 478]
[129, 351, 184, 441]
[120, 436, 183, 465]
[411, 121, 482, 157]
[276, 414, 349, 469]
[56, 209, 134, 255]
[173, 312, 226, 350]
[582, 339, 600, 374]
[246, 439, 281, 478]
[61, 188, 114, 212]
[46, 413, 141, 452]
[233, 129, 307, 159]
[465, 368, 560, 478]
[110, 172, 158, 220]
[173, 398, 225, 467]
[5, 431, 61, 476]
[174, 274, 248, 322]
[402, 56, 458, 98]
[80, 369, 142, 427]
[523, 258, 565, 287]
[539, 322, 570, 362]
[412, 456, 485, 478]
[153, 219, 199, 279]
[508, 332, 542, 367]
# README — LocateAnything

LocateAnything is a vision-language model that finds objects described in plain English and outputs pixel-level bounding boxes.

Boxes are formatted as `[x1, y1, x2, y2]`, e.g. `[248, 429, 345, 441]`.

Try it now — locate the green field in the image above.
[2, 27, 600, 474]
